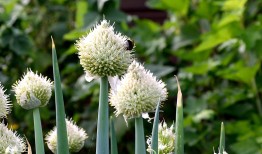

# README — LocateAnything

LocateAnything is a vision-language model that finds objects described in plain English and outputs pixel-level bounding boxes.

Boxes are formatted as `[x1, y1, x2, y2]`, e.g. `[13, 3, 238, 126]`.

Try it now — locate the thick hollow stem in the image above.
[96, 76, 109, 154]
[219, 122, 225, 154]
[33, 108, 45, 154]
[135, 117, 146, 154]
[110, 117, 118, 154]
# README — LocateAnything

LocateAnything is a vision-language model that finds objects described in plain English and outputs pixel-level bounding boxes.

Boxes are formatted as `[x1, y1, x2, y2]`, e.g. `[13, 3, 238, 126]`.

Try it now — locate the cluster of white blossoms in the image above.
[0, 123, 26, 154]
[76, 19, 133, 81]
[214, 149, 228, 154]
[12, 69, 53, 110]
[147, 121, 175, 154]
[109, 61, 167, 119]
[45, 118, 88, 153]
[0, 83, 11, 118]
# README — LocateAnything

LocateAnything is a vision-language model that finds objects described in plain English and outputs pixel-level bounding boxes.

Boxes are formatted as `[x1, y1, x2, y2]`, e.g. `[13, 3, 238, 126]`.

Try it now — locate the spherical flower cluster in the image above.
[76, 20, 133, 81]
[45, 118, 88, 153]
[0, 123, 26, 154]
[147, 122, 175, 154]
[0, 83, 11, 118]
[12, 69, 53, 110]
[109, 61, 167, 119]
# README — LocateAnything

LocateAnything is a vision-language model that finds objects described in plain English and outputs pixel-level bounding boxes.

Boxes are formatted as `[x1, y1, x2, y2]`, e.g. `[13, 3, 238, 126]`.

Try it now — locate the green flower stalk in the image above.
[76, 19, 133, 154]
[0, 83, 11, 118]
[147, 122, 175, 154]
[109, 61, 167, 154]
[45, 118, 88, 153]
[12, 69, 53, 110]
[76, 19, 133, 82]
[109, 61, 168, 119]
[13, 69, 53, 154]
[0, 123, 26, 154]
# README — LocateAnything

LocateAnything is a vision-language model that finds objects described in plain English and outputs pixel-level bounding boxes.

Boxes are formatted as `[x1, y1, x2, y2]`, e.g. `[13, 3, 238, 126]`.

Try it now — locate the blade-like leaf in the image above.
[175, 76, 184, 154]
[151, 100, 161, 154]
[135, 116, 146, 154]
[219, 122, 225, 154]
[52, 37, 69, 154]
[96, 76, 109, 154]
[32, 108, 45, 154]
[110, 117, 118, 154]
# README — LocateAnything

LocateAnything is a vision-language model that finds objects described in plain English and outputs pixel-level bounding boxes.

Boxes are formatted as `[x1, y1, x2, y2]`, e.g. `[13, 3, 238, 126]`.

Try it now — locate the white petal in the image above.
[85, 72, 97, 82]
[142, 113, 153, 123]
[108, 76, 120, 93]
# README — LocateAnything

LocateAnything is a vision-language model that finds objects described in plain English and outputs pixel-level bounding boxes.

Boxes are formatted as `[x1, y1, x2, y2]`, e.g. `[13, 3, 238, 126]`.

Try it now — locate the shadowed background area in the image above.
[0, 0, 262, 153]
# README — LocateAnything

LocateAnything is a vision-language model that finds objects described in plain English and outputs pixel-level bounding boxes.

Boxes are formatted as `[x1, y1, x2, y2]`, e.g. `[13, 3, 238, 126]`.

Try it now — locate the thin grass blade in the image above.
[151, 100, 160, 154]
[96, 76, 109, 154]
[174, 76, 184, 154]
[135, 116, 146, 154]
[33, 108, 45, 154]
[110, 117, 118, 154]
[219, 122, 225, 154]
[51, 37, 69, 154]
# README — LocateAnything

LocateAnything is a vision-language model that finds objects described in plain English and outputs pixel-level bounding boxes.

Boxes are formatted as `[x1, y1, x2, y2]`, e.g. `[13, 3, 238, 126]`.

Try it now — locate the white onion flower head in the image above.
[12, 69, 53, 110]
[45, 118, 88, 153]
[0, 83, 11, 118]
[76, 19, 133, 81]
[109, 61, 167, 119]
[214, 149, 228, 154]
[147, 122, 175, 154]
[0, 123, 26, 154]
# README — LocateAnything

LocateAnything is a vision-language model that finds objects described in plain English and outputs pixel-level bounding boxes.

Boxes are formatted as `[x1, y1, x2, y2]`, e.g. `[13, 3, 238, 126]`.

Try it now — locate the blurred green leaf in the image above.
[9, 34, 34, 55]
[222, 0, 247, 11]
[216, 61, 260, 84]
[76, 0, 88, 28]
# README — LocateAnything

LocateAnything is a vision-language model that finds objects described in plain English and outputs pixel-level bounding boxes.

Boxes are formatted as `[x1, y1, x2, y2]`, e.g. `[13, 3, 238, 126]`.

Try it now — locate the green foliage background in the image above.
[0, 0, 262, 153]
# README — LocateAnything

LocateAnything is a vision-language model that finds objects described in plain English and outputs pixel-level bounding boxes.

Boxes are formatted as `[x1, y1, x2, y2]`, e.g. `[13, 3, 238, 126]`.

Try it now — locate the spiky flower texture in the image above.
[147, 122, 175, 154]
[0, 83, 11, 118]
[45, 119, 88, 153]
[12, 69, 53, 110]
[76, 20, 133, 81]
[0, 123, 26, 154]
[110, 61, 167, 119]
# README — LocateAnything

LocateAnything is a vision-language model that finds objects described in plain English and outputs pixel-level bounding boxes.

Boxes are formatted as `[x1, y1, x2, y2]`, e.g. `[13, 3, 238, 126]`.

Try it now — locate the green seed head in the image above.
[45, 118, 88, 153]
[12, 69, 53, 110]
[0, 83, 11, 118]
[0, 123, 26, 154]
[147, 121, 175, 154]
[76, 20, 133, 80]
[110, 61, 167, 119]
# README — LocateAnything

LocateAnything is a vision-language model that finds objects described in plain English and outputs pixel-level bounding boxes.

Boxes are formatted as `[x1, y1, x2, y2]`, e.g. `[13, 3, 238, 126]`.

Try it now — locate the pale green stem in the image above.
[96, 76, 109, 154]
[135, 116, 146, 154]
[33, 108, 45, 154]
[219, 122, 225, 154]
